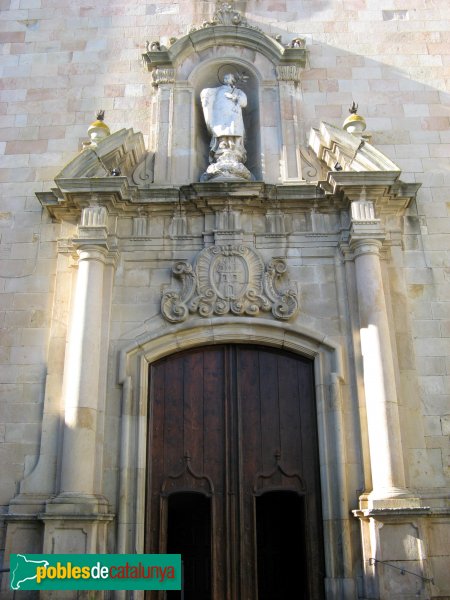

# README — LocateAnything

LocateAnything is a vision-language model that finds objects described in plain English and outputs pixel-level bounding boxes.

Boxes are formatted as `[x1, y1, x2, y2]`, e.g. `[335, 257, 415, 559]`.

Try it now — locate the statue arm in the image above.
[200, 88, 217, 133]
[237, 89, 247, 108]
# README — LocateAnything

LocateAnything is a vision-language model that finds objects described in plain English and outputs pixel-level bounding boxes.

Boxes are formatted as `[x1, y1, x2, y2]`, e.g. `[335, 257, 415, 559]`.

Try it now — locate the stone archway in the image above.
[117, 318, 355, 599]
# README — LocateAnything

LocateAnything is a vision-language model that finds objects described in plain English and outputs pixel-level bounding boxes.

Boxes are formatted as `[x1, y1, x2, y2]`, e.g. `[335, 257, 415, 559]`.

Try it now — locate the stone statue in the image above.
[200, 73, 252, 182]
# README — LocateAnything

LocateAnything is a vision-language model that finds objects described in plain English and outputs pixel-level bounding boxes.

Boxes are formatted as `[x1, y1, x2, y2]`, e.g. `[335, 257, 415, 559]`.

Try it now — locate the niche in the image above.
[190, 60, 262, 181]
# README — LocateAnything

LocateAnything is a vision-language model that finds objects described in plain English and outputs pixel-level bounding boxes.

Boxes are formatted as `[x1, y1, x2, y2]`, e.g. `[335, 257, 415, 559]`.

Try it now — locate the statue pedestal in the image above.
[201, 149, 253, 182]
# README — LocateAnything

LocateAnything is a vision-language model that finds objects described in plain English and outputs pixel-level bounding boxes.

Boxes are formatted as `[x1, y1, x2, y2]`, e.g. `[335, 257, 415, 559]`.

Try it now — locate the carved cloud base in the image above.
[200, 150, 253, 182]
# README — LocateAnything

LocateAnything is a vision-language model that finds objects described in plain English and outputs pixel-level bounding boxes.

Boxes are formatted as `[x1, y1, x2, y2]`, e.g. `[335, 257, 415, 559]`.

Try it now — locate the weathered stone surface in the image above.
[1, 1, 449, 598]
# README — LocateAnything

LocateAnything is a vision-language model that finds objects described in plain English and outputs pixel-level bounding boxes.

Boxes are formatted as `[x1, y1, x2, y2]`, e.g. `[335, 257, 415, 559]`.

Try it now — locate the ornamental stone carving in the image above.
[276, 65, 302, 82]
[200, 72, 252, 182]
[161, 245, 298, 322]
[81, 204, 107, 227]
[189, 3, 259, 31]
[151, 67, 175, 86]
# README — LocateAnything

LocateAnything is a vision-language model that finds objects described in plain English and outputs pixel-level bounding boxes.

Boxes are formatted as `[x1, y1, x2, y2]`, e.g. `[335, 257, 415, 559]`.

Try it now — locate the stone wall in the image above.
[0, 0, 449, 597]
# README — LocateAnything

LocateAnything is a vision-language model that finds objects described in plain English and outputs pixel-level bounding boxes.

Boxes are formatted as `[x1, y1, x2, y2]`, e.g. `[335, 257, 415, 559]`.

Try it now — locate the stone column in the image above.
[350, 204, 408, 502]
[43, 205, 115, 561]
[59, 245, 109, 496]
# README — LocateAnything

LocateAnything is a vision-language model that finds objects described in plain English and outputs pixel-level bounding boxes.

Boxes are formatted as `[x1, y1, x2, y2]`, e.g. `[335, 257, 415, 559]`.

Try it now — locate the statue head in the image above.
[223, 73, 236, 86]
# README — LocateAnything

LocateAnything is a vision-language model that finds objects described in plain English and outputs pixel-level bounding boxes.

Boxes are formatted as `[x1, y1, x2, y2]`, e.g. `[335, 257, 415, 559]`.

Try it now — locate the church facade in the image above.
[0, 1, 449, 599]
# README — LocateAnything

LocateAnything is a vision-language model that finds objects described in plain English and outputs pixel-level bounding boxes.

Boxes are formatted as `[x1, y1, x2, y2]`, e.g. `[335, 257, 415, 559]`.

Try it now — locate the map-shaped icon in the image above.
[10, 554, 49, 590]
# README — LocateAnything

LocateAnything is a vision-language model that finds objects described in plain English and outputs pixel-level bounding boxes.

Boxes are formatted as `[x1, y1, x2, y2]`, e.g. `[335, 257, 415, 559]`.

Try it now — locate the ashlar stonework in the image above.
[0, 3, 449, 600]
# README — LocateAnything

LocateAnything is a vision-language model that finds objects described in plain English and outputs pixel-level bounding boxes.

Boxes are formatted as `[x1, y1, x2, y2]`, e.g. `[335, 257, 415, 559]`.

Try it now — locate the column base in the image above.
[353, 503, 433, 600]
[359, 489, 423, 510]
[41, 493, 114, 554]
[44, 492, 112, 516]
[1, 513, 44, 598]
[7, 492, 49, 515]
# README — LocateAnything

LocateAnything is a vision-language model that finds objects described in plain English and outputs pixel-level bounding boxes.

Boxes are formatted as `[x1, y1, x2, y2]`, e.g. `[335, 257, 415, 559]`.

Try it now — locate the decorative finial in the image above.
[147, 40, 165, 52]
[289, 37, 304, 49]
[343, 101, 366, 134]
[84, 109, 110, 148]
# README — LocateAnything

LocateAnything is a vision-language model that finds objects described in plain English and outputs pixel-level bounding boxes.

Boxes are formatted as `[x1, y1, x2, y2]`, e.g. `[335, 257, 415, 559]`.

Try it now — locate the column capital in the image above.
[349, 220, 386, 257]
[349, 236, 383, 259]
[72, 243, 119, 268]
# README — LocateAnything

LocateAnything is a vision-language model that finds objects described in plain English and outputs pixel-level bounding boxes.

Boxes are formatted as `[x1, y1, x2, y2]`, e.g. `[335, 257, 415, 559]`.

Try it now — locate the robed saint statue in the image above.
[200, 72, 252, 181]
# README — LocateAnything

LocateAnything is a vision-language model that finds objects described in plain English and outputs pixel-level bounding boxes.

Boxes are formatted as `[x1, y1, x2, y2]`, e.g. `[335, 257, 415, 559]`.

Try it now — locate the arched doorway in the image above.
[145, 344, 325, 599]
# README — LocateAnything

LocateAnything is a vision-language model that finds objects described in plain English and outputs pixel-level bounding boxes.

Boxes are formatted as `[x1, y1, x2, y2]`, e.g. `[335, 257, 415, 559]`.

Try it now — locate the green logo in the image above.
[10, 554, 181, 591]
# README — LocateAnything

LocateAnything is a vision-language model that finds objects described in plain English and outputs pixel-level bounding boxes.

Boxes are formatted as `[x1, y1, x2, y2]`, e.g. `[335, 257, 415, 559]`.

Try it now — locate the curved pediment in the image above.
[143, 5, 306, 74]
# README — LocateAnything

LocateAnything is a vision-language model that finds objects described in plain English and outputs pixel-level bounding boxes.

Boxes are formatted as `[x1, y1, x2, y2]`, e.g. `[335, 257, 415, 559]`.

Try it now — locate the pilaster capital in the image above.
[349, 237, 383, 259]
[151, 67, 175, 87]
[349, 220, 386, 258]
[73, 244, 119, 268]
[276, 65, 302, 82]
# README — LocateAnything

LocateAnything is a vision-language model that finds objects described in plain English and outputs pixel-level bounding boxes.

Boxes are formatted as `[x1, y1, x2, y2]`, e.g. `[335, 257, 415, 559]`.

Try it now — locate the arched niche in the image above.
[188, 58, 263, 181]
[144, 8, 307, 185]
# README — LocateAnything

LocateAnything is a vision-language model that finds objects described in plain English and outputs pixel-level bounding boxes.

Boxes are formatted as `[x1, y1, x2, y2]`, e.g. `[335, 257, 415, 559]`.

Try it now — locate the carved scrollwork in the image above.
[189, 3, 262, 32]
[160, 261, 196, 323]
[276, 65, 301, 82]
[161, 245, 299, 322]
[264, 258, 299, 320]
[151, 67, 175, 86]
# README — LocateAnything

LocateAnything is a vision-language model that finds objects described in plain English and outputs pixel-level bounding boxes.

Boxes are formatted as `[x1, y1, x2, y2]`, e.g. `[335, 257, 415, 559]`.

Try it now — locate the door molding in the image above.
[117, 316, 356, 599]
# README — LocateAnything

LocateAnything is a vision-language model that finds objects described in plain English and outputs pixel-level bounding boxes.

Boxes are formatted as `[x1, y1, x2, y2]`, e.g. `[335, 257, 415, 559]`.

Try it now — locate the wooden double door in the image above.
[146, 345, 325, 599]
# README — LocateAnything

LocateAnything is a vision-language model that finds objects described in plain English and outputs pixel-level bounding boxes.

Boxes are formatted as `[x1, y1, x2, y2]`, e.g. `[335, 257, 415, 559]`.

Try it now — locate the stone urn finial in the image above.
[343, 101, 367, 134]
[86, 109, 111, 145]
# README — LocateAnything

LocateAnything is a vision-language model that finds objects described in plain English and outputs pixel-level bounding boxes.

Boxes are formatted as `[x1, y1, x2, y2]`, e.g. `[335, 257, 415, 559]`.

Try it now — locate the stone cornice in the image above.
[143, 17, 306, 73]
[353, 507, 432, 518]
[37, 121, 420, 221]
[38, 181, 337, 222]
[38, 176, 418, 222]
[322, 171, 421, 215]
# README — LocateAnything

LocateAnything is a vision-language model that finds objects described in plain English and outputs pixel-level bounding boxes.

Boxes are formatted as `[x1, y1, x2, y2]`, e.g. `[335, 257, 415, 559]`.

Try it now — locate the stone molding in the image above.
[115, 319, 345, 572]
[151, 67, 175, 86]
[36, 123, 419, 228]
[142, 8, 306, 78]
[161, 244, 299, 322]
[276, 65, 302, 82]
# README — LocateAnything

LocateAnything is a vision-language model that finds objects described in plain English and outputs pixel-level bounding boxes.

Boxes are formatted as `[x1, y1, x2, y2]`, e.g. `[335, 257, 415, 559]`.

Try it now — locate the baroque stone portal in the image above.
[200, 73, 253, 182]
[161, 245, 298, 322]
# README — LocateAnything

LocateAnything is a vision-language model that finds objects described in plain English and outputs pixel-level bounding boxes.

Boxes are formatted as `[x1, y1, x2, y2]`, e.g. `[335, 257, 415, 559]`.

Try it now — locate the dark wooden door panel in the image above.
[146, 345, 325, 600]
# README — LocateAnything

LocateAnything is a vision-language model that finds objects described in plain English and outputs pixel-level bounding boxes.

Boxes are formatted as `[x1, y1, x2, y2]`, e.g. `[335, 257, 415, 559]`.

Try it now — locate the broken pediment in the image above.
[54, 128, 149, 182]
[309, 121, 401, 174]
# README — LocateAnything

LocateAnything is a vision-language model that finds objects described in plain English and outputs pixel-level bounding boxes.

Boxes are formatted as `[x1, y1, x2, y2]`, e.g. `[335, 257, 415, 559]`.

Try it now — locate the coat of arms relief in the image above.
[161, 245, 299, 323]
